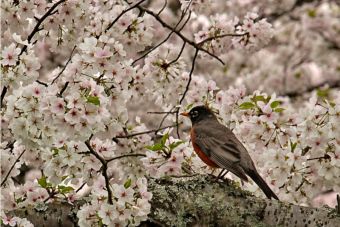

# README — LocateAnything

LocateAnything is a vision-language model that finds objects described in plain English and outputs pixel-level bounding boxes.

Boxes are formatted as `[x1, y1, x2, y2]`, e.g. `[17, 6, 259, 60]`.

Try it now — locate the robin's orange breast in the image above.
[190, 128, 219, 168]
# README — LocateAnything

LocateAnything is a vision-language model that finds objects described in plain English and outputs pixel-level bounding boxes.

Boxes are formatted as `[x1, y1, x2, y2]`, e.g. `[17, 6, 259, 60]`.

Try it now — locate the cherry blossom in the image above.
[1, 0, 339, 225]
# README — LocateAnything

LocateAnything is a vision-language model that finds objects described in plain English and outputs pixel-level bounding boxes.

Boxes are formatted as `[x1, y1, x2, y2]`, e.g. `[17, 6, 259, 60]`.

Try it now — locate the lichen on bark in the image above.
[146, 175, 339, 227]
[6, 175, 340, 227]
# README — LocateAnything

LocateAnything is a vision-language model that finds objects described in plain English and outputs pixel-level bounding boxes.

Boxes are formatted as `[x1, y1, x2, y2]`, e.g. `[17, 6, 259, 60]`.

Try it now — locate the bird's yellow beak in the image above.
[180, 112, 189, 117]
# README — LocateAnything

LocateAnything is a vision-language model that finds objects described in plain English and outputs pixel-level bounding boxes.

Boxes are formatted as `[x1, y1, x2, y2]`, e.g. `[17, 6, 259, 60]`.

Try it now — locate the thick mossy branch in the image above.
[6, 175, 340, 227]
[147, 175, 339, 227]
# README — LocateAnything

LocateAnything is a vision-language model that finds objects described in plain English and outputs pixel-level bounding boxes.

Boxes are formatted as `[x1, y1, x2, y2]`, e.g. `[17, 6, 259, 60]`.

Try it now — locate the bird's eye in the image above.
[191, 110, 198, 118]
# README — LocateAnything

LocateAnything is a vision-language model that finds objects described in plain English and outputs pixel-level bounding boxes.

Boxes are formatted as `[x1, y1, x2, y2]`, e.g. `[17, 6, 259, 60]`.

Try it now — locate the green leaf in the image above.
[274, 108, 285, 113]
[87, 95, 100, 106]
[251, 95, 266, 102]
[145, 143, 163, 151]
[308, 9, 316, 18]
[294, 72, 302, 78]
[38, 176, 52, 188]
[291, 141, 297, 152]
[124, 178, 132, 188]
[270, 101, 281, 108]
[52, 148, 59, 155]
[317, 88, 329, 98]
[161, 133, 169, 145]
[239, 102, 255, 110]
[186, 103, 194, 110]
[16, 197, 25, 203]
[58, 185, 74, 194]
[38, 176, 47, 188]
[169, 141, 184, 150]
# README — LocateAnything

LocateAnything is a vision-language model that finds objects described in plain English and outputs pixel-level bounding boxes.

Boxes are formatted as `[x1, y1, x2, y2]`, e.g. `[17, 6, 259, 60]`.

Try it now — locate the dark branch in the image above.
[168, 41, 186, 66]
[113, 124, 179, 140]
[106, 153, 146, 163]
[19, 0, 66, 56]
[147, 111, 177, 114]
[36, 80, 48, 87]
[105, 0, 146, 32]
[57, 82, 69, 97]
[155, 106, 177, 136]
[197, 33, 248, 46]
[132, 4, 191, 65]
[1, 147, 25, 187]
[51, 45, 77, 84]
[1, 86, 8, 108]
[157, 0, 168, 15]
[179, 48, 199, 104]
[85, 140, 113, 204]
[137, 6, 225, 65]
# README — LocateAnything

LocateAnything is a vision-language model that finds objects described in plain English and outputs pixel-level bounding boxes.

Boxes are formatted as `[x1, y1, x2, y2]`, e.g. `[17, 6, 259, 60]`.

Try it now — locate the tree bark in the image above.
[7, 175, 340, 227]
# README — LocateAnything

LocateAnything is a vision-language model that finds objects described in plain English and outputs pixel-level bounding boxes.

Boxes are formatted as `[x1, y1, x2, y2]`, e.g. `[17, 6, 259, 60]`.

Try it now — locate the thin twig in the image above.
[1, 148, 25, 187]
[177, 11, 192, 32]
[166, 174, 199, 178]
[179, 48, 199, 104]
[36, 80, 48, 87]
[147, 111, 177, 114]
[157, 0, 168, 15]
[76, 182, 86, 193]
[19, 0, 66, 56]
[113, 124, 179, 140]
[106, 153, 146, 163]
[138, 6, 225, 65]
[197, 33, 248, 46]
[175, 109, 180, 138]
[105, 0, 146, 32]
[85, 140, 113, 204]
[51, 45, 77, 84]
[155, 106, 177, 135]
[168, 41, 186, 66]
[132, 3, 192, 65]
[337, 194, 340, 215]
[1, 86, 8, 108]
[307, 154, 330, 161]
[57, 82, 69, 97]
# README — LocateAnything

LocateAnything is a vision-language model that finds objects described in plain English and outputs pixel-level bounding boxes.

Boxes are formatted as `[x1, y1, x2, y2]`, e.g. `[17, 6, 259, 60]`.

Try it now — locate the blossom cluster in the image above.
[194, 12, 273, 54]
[77, 177, 152, 227]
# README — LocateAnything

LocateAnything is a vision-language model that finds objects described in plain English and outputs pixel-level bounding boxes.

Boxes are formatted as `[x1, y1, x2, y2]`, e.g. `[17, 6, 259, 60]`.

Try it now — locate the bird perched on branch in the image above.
[181, 105, 279, 200]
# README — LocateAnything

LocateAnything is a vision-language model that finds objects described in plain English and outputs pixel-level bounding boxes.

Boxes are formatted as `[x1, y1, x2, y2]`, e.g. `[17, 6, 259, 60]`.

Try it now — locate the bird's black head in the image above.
[181, 105, 216, 124]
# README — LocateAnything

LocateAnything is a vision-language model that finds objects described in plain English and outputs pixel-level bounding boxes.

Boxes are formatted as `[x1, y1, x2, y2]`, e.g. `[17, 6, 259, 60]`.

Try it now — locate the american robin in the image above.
[181, 105, 279, 200]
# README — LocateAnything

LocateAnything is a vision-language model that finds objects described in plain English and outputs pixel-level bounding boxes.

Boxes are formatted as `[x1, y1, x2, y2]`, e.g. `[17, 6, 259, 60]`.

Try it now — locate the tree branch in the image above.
[19, 0, 66, 56]
[137, 5, 225, 65]
[57, 82, 69, 97]
[105, 0, 146, 32]
[1, 148, 25, 187]
[106, 153, 146, 163]
[1, 86, 8, 108]
[51, 45, 77, 84]
[84, 140, 113, 204]
[132, 3, 191, 65]
[113, 124, 179, 140]
[179, 48, 199, 104]
[7, 176, 340, 226]
[197, 32, 248, 46]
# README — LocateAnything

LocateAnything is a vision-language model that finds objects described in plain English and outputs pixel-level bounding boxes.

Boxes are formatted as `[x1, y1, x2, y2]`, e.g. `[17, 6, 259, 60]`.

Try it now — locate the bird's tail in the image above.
[246, 169, 279, 200]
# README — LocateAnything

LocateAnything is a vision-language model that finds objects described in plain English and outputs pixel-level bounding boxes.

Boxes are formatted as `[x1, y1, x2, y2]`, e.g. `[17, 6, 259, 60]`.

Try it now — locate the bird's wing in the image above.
[193, 123, 248, 181]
